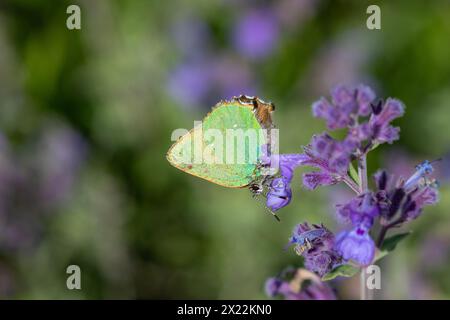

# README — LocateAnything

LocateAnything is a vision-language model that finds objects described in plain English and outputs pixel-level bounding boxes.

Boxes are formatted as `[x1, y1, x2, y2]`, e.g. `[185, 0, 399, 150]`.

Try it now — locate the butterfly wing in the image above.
[167, 100, 269, 188]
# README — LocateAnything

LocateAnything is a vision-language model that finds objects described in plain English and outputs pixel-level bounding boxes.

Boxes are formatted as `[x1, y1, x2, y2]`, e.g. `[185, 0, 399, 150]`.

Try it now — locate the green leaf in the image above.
[374, 232, 411, 262]
[321, 264, 359, 281]
[382, 232, 411, 251]
[348, 163, 359, 185]
[370, 142, 380, 152]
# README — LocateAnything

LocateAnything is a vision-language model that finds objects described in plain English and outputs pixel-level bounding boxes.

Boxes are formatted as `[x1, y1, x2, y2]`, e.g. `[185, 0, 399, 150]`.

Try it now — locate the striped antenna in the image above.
[253, 194, 281, 222]
[430, 158, 442, 164]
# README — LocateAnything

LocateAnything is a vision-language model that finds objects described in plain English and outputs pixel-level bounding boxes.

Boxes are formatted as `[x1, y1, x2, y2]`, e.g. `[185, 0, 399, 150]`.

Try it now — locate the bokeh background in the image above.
[0, 0, 449, 299]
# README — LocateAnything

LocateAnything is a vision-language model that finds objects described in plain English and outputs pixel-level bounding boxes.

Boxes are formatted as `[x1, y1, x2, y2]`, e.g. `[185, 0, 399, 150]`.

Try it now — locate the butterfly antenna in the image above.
[253, 194, 281, 222]
[271, 211, 281, 222]
[430, 158, 442, 164]
[264, 203, 281, 222]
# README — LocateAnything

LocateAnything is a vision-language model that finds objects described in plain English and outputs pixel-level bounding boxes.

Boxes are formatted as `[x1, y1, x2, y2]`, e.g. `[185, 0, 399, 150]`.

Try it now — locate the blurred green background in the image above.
[0, 0, 449, 299]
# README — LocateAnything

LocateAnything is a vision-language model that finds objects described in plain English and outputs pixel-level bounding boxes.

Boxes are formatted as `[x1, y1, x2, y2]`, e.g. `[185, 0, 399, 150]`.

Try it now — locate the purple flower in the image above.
[402, 186, 439, 221]
[303, 252, 339, 278]
[312, 84, 375, 130]
[299, 133, 353, 189]
[261, 145, 307, 211]
[233, 9, 280, 60]
[356, 85, 377, 116]
[335, 227, 375, 266]
[367, 98, 404, 144]
[404, 160, 434, 191]
[310, 133, 353, 174]
[334, 193, 379, 266]
[288, 223, 341, 277]
[373, 169, 389, 191]
[336, 193, 380, 227]
[278, 154, 309, 182]
[266, 177, 292, 211]
[373, 161, 439, 224]
[289, 223, 335, 250]
[265, 268, 337, 300]
[312, 85, 405, 150]
[259, 144, 308, 182]
[303, 172, 336, 190]
[265, 277, 283, 297]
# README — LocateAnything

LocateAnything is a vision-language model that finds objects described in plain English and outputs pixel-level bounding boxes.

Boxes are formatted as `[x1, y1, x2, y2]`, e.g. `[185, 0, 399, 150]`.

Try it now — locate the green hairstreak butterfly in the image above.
[167, 95, 279, 218]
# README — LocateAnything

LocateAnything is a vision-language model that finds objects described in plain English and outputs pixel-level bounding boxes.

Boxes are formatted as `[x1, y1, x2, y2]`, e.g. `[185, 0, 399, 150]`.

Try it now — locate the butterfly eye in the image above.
[270, 103, 276, 111]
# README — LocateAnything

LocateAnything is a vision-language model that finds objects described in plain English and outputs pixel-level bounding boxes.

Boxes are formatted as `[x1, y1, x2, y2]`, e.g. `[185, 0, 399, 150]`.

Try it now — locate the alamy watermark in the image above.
[366, 5, 381, 30]
[66, 5, 81, 30]
[66, 265, 81, 290]
[365, 264, 381, 291]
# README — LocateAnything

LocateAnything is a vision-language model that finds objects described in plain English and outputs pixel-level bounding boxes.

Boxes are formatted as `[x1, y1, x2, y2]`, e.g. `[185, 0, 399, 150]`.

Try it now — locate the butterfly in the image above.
[166, 95, 281, 219]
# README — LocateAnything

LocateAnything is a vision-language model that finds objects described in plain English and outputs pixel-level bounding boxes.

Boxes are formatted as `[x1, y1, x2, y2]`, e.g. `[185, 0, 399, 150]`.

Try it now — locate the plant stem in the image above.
[376, 216, 403, 247]
[376, 225, 388, 248]
[358, 153, 368, 194]
[343, 175, 360, 194]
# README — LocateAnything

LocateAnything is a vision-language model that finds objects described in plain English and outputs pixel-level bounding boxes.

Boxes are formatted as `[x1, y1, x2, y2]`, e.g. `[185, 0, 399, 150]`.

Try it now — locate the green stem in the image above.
[376, 225, 389, 248]
[343, 175, 360, 194]
[358, 154, 368, 194]
[376, 216, 404, 247]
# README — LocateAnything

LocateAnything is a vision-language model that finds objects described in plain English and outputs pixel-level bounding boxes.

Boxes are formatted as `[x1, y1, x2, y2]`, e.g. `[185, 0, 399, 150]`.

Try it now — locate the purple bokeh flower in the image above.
[265, 267, 337, 300]
[275, 0, 318, 29]
[168, 56, 257, 109]
[167, 61, 213, 107]
[0, 124, 86, 252]
[308, 31, 373, 95]
[233, 9, 280, 60]
[212, 57, 256, 99]
[0, 262, 15, 297]
[34, 125, 87, 209]
[265, 277, 283, 297]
